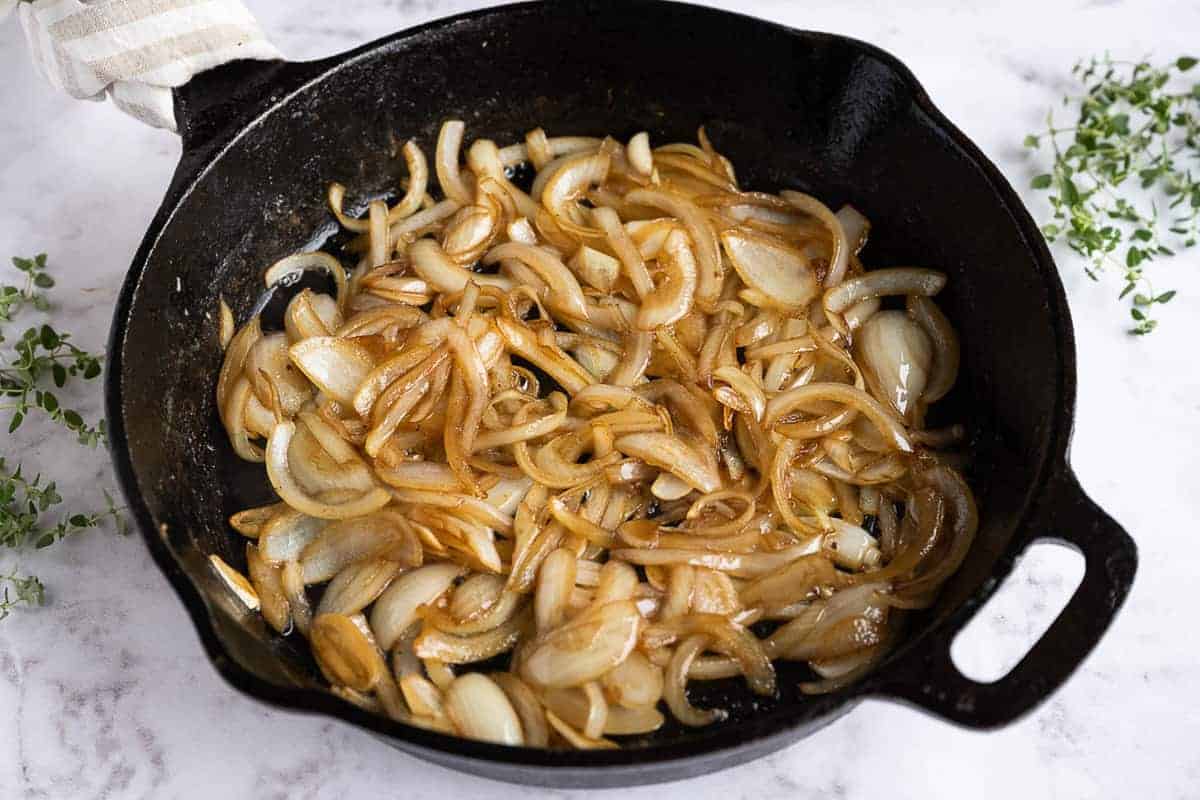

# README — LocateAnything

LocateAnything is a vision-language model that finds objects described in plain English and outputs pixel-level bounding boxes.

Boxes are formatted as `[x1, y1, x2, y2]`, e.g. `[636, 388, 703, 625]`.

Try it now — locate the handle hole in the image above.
[949, 539, 1084, 683]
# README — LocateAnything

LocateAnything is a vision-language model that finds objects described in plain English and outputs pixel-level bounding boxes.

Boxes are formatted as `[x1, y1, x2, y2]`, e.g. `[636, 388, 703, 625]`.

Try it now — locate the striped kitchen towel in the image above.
[14, 0, 280, 130]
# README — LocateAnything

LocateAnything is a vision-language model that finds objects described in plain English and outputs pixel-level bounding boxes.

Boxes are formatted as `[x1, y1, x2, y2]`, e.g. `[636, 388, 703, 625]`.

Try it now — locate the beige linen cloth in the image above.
[6, 0, 280, 130]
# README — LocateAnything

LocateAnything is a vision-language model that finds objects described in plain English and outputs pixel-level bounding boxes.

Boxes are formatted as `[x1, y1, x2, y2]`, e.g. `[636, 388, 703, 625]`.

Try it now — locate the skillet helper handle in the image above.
[14, 0, 280, 131]
[875, 467, 1137, 728]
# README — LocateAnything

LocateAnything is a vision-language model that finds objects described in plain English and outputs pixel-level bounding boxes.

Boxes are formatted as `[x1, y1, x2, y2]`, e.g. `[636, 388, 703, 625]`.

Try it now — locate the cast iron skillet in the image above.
[105, 0, 1137, 787]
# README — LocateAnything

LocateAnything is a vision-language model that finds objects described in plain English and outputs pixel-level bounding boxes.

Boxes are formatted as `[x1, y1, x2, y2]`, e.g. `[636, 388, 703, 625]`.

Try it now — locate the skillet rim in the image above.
[104, 0, 1076, 778]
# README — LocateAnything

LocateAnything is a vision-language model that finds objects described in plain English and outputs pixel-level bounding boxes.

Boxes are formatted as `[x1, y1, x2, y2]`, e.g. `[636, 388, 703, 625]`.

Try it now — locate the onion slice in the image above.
[289, 337, 376, 408]
[522, 600, 641, 689]
[720, 228, 818, 310]
[637, 229, 697, 330]
[444, 673, 525, 746]
[436, 120, 474, 205]
[614, 433, 721, 493]
[266, 422, 391, 520]
[625, 188, 722, 307]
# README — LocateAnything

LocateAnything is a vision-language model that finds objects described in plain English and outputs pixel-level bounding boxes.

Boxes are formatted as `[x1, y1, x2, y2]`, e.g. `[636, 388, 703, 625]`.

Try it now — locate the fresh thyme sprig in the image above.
[1, 323, 105, 444]
[0, 571, 45, 621]
[0, 252, 124, 619]
[0, 458, 126, 551]
[1026, 54, 1200, 334]
[0, 253, 53, 322]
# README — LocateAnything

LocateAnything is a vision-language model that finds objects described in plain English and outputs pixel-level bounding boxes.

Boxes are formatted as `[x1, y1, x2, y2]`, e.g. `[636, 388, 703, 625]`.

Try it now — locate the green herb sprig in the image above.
[0, 253, 123, 619]
[0, 254, 54, 322]
[0, 458, 125, 551]
[0, 571, 45, 621]
[1026, 54, 1200, 334]
[1, 323, 106, 444]
[0, 255, 105, 445]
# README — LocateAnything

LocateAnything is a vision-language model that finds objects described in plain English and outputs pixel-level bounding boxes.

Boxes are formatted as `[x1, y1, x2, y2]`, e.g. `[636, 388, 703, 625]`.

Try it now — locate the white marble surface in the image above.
[2, 1, 1199, 797]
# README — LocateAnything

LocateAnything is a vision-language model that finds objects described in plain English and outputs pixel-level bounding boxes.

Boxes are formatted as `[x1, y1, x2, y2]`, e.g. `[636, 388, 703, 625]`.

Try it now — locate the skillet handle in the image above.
[15, 0, 280, 131]
[873, 467, 1137, 728]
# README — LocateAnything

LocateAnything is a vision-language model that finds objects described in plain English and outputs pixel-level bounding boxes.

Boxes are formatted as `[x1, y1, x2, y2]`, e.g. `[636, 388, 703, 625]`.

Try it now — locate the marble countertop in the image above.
[2, 1, 1198, 797]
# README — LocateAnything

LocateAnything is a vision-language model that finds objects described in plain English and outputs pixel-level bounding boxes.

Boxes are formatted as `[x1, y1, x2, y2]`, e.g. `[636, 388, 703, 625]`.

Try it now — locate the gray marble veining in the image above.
[2, 1, 1199, 797]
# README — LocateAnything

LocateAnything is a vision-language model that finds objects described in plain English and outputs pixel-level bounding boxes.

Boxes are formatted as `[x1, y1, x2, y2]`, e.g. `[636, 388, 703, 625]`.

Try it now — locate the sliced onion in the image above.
[637, 228, 697, 330]
[299, 511, 418, 584]
[836, 204, 870, 255]
[907, 294, 960, 406]
[522, 600, 641, 688]
[594, 205, 654, 298]
[246, 335, 314, 417]
[218, 296, 235, 349]
[448, 573, 506, 621]
[646, 613, 775, 696]
[854, 310, 933, 422]
[569, 245, 620, 292]
[374, 460, 459, 492]
[228, 503, 284, 538]
[390, 489, 514, 535]
[484, 242, 589, 320]
[442, 202, 499, 264]
[399, 672, 445, 719]
[823, 519, 882, 570]
[492, 672, 550, 747]
[720, 228, 818, 310]
[611, 543, 819, 579]
[546, 710, 618, 749]
[327, 182, 371, 232]
[614, 433, 720, 493]
[435, 120, 474, 205]
[392, 139, 430, 221]
[765, 383, 914, 453]
[601, 650, 663, 709]
[590, 560, 638, 607]
[285, 290, 341, 343]
[665, 634, 725, 726]
[264, 252, 349, 314]
[289, 337, 376, 408]
[246, 543, 290, 633]
[779, 190, 850, 287]
[711, 365, 766, 422]
[625, 188, 722, 306]
[627, 132, 653, 176]
[496, 317, 594, 394]
[507, 216, 538, 244]
[209, 554, 259, 611]
[266, 422, 391, 520]
[257, 507, 325, 563]
[823, 268, 946, 333]
[281, 560, 312, 636]
[467, 139, 539, 219]
[311, 613, 385, 691]
[287, 420, 376, 495]
[652, 472, 693, 501]
[388, 198, 461, 242]
[317, 559, 401, 616]
[414, 607, 530, 663]
[444, 673, 525, 746]
[351, 344, 436, 419]
[216, 315, 261, 425]
[535, 548, 577, 632]
[369, 563, 464, 651]
[409, 239, 512, 295]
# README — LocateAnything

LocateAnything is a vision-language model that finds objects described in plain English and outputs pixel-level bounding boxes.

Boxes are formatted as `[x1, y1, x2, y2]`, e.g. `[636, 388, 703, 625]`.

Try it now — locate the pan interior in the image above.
[113, 1, 1063, 760]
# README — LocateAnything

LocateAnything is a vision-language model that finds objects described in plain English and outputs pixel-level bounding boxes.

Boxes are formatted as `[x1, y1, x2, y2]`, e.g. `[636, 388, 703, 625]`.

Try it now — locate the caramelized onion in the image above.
[854, 310, 933, 422]
[720, 229, 818, 310]
[218, 121, 977, 749]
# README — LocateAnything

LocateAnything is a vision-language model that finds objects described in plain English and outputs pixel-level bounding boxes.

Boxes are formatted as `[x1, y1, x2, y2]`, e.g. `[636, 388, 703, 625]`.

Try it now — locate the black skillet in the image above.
[105, 0, 1137, 787]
